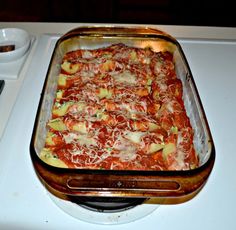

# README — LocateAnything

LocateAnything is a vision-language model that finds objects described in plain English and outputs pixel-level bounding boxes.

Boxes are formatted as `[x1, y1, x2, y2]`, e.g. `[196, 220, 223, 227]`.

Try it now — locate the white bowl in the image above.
[0, 28, 30, 63]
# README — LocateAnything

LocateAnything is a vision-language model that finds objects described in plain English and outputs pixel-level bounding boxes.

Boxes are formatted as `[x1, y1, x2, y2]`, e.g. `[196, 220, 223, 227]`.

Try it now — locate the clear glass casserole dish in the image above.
[30, 26, 215, 204]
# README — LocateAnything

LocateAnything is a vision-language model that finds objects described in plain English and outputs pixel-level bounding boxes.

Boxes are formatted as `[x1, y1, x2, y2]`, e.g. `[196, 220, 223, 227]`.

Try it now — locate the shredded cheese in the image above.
[40, 43, 198, 171]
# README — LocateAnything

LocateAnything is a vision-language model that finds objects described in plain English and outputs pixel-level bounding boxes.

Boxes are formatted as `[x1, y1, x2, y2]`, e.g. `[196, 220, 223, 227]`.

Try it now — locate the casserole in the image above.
[30, 26, 215, 204]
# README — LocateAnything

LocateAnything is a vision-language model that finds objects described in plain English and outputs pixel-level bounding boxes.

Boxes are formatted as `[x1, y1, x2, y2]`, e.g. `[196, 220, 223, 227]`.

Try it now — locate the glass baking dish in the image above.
[30, 26, 215, 204]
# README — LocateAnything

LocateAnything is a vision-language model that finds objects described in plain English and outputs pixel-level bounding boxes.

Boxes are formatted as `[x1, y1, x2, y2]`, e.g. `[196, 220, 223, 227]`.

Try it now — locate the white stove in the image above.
[0, 25, 236, 230]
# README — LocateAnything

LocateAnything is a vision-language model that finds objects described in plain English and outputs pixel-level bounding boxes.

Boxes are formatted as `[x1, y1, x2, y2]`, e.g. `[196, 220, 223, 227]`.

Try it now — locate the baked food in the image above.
[40, 43, 199, 170]
[0, 44, 15, 52]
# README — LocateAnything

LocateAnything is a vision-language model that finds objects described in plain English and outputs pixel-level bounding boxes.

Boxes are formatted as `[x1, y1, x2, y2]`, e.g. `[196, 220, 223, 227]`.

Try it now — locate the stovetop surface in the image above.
[0, 34, 236, 229]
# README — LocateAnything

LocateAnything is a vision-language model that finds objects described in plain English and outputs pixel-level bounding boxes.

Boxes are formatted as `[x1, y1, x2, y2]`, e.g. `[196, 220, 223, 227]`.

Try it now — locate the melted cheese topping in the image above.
[40, 43, 199, 170]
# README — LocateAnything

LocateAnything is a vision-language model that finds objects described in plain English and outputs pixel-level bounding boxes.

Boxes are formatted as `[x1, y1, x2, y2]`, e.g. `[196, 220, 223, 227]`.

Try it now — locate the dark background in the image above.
[0, 0, 235, 27]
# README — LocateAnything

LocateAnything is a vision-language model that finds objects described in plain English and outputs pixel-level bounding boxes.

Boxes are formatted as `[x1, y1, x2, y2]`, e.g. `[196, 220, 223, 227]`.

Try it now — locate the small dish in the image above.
[0, 36, 35, 80]
[0, 28, 30, 63]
